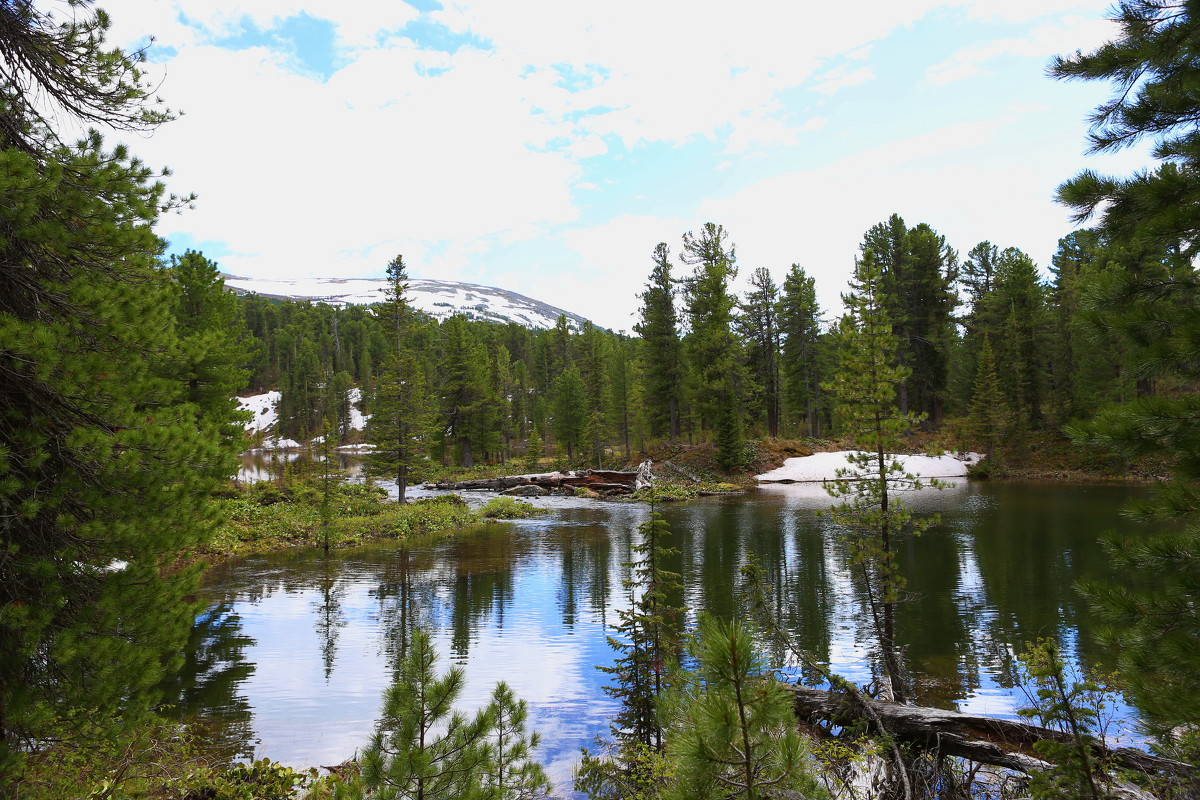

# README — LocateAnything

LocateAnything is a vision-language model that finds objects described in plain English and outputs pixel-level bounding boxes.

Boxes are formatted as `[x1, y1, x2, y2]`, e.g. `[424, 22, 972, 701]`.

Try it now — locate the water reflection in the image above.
[184, 482, 1148, 794]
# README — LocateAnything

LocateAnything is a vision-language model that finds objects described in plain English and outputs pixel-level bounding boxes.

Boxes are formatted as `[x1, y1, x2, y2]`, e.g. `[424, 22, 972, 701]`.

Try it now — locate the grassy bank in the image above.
[201, 479, 545, 560]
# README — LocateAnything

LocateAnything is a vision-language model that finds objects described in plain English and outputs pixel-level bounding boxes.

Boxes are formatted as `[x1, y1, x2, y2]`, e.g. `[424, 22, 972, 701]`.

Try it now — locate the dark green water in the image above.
[175, 480, 1148, 793]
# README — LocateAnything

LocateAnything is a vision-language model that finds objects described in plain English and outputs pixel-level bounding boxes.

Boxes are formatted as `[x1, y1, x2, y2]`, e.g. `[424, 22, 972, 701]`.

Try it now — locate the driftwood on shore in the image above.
[785, 684, 1196, 780]
[424, 463, 652, 495]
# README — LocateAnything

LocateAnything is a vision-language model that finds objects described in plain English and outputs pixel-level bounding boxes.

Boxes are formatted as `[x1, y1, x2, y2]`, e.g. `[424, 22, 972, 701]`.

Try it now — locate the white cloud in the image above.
[811, 65, 876, 96]
[927, 16, 1117, 85]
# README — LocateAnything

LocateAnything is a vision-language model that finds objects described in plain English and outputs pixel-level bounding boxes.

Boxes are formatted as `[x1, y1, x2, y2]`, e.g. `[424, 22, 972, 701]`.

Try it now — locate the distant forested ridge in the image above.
[234, 215, 1171, 474]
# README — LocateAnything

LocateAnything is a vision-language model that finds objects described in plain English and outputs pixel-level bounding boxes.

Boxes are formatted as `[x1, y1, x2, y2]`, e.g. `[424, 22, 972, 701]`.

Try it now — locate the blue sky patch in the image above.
[400, 18, 492, 54]
[203, 13, 340, 79]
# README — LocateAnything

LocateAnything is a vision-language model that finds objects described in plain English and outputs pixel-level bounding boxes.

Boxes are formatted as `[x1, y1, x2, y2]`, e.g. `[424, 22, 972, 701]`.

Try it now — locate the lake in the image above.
[173, 479, 1148, 795]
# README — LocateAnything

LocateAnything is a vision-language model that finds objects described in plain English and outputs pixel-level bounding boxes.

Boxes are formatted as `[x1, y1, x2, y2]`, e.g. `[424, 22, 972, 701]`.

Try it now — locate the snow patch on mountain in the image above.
[223, 274, 590, 331]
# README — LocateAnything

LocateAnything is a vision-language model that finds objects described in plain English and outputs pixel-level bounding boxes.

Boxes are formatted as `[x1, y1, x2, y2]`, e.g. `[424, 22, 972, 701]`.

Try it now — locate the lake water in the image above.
[174, 479, 1149, 795]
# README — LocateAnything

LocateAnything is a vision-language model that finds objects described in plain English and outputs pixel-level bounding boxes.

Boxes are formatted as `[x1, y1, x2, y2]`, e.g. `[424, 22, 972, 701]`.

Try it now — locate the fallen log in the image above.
[785, 684, 1196, 779]
[424, 468, 644, 494]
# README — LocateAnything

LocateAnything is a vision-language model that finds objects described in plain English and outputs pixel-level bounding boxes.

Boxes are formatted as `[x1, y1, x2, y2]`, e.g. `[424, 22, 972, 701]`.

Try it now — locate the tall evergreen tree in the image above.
[0, 0, 234, 782]
[737, 267, 781, 438]
[680, 223, 746, 466]
[634, 243, 682, 442]
[777, 264, 824, 437]
[369, 351, 436, 503]
[1052, 1, 1200, 745]
[552, 365, 586, 461]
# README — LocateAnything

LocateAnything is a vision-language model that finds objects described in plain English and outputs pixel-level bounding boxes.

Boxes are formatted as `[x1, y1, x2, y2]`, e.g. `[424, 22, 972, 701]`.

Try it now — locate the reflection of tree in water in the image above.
[894, 524, 977, 707]
[445, 532, 521, 659]
[762, 512, 835, 684]
[372, 548, 440, 680]
[161, 602, 257, 762]
[553, 523, 617, 630]
[313, 557, 347, 682]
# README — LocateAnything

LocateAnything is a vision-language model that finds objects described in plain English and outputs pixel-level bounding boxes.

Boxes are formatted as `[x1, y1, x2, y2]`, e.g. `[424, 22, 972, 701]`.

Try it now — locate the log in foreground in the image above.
[785, 684, 1196, 779]
[424, 465, 650, 495]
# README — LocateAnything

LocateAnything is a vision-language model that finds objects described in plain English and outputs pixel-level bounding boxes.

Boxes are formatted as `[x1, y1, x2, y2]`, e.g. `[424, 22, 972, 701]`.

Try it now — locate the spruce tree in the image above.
[737, 267, 781, 438]
[599, 512, 683, 753]
[369, 351, 436, 503]
[552, 365, 586, 461]
[777, 264, 823, 437]
[967, 334, 1007, 465]
[634, 243, 682, 442]
[0, 0, 234, 781]
[680, 223, 746, 466]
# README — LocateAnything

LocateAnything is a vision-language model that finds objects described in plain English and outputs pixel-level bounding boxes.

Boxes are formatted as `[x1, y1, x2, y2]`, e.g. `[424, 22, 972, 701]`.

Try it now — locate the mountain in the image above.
[222, 274, 591, 331]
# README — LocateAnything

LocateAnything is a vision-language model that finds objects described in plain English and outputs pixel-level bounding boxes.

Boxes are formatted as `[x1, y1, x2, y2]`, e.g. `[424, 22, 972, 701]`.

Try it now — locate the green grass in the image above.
[205, 480, 539, 558]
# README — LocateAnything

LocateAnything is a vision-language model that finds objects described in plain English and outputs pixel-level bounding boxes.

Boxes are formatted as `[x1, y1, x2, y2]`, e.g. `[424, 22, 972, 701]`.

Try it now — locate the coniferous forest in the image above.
[4, 1, 1200, 799]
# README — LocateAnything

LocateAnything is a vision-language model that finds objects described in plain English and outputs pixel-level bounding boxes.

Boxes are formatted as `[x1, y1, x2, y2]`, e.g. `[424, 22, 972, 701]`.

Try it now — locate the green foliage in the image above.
[1016, 640, 1116, 800]
[662, 615, 827, 800]
[575, 740, 672, 800]
[336, 629, 548, 800]
[210, 482, 482, 553]
[600, 513, 683, 752]
[821, 248, 939, 703]
[777, 264, 826, 437]
[368, 348, 437, 502]
[967, 333, 1008, 464]
[634, 243, 682, 442]
[479, 496, 546, 520]
[1052, 0, 1200, 744]
[0, 1, 236, 782]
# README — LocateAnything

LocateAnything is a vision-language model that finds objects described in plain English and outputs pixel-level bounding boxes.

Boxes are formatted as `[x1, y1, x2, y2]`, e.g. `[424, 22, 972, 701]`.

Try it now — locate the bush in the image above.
[480, 496, 546, 519]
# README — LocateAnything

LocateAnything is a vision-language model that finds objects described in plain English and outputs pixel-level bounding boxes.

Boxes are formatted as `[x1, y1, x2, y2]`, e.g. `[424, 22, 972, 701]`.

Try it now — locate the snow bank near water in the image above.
[756, 451, 984, 483]
[237, 391, 280, 434]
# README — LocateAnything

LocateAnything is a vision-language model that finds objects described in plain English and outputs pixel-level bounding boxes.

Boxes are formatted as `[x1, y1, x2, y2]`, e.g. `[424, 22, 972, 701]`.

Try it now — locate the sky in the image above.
[97, 0, 1151, 332]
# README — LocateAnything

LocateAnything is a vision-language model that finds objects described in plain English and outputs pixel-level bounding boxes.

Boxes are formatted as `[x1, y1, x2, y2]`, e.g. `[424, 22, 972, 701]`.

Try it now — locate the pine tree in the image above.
[968, 334, 1007, 465]
[634, 243, 682, 442]
[737, 267, 781, 438]
[0, 0, 233, 781]
[680, 223, 745, 466]
[341, 628, 534, 800]
[664, 615, 824, 800]
[481, 683, 551, 800]
[599, 512, 683, 753]
[777, 264, 823, 437]
[1052, 4, 1200, 745]
[369, 350, 436, 503]
[821, 249, 937, 703]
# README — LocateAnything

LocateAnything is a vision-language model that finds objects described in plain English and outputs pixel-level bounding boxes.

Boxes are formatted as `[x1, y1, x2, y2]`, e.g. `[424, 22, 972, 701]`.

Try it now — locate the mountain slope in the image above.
[223, 274, 590, 330]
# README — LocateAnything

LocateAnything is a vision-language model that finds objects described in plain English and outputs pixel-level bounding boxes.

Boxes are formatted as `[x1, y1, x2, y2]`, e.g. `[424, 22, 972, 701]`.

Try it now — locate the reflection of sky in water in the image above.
[192, 483, 1150, 795]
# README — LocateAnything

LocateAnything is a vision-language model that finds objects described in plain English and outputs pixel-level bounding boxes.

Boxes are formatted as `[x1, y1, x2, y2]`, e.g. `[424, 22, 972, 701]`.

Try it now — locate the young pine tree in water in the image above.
[822, 249, 940, 704]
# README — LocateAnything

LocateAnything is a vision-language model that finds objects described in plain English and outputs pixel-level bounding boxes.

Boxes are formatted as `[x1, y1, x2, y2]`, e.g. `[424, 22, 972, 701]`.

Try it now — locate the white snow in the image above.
[254, 437, 303, 450]
[336, 443, 377, 452]
[223, 275, 585, 331]
[347, 387, 368, 430]
[237, 390, 280, 434]
[756, 451, 984, 483]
